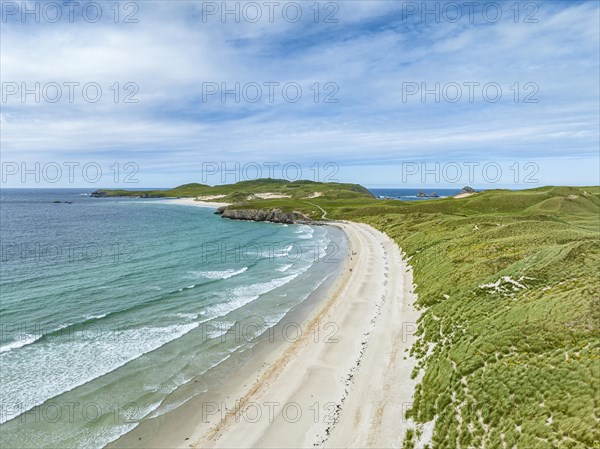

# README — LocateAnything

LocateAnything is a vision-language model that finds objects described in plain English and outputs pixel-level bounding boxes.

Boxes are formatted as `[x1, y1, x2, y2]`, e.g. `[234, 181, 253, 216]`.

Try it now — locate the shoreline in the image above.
[201, 222, 421, 448]
[107, 220, 350, 448]
[109, 220, 422, 448]
[160, 198, 230, 208]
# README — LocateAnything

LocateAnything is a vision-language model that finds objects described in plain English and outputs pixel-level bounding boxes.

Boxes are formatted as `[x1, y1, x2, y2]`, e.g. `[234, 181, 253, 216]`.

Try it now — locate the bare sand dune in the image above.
[247, 193, 292, 200]
[453, 192, 476, 199]
[196, 195, 227, 201]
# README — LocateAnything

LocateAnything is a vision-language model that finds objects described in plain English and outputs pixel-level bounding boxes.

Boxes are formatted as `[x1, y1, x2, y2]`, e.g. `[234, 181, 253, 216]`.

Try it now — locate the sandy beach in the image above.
[195, 222, 421, 448]
[161, 198, 230, 208]
[110, 220, 421, 448]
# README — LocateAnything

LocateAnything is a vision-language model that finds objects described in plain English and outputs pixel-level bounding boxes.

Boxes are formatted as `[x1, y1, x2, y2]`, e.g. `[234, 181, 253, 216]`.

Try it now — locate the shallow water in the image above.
[0, 189, 344, 448]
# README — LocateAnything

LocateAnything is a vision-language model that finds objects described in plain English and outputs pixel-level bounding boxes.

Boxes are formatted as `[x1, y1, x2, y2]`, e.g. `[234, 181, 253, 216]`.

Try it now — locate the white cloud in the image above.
[0, 1, 598, 186]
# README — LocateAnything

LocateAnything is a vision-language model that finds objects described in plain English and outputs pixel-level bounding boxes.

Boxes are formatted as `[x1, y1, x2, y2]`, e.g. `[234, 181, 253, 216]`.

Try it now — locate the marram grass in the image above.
[344, 187, 600, 449]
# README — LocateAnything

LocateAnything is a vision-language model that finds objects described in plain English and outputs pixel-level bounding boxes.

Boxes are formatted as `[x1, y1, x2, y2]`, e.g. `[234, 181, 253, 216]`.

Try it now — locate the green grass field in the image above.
[102, 182, 600, 448]
[323, 186, 599, 449]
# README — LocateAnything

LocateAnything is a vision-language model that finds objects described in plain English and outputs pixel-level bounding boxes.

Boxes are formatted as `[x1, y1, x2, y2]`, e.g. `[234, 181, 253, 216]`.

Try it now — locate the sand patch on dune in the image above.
[246, 192, 292, 200]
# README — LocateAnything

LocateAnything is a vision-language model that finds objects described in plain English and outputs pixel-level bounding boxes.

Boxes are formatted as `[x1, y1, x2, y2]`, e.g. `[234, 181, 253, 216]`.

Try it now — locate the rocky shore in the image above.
[90, 192, 324, 225]
[215, 206, 313, 224]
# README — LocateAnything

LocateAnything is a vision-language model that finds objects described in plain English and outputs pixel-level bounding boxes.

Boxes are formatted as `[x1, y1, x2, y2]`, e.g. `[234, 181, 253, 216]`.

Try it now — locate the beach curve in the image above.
[189, 221, 421, 448]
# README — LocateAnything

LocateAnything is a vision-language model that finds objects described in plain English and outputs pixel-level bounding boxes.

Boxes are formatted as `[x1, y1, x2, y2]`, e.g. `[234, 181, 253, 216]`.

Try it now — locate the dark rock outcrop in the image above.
[90, 190, 108, 198]
[461, 186, 476, 193]
[139, 193, 162, 198]
[215, 207, 310, 224]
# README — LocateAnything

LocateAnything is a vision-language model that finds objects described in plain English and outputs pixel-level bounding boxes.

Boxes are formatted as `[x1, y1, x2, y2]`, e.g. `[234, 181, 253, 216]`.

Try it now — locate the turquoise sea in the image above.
[0, 189, 345, 448]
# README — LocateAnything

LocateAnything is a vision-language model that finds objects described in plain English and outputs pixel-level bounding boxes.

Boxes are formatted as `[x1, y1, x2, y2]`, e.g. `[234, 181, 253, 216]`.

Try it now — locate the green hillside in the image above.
[92, 179, 374, 203]
[333, 186, 598, 449]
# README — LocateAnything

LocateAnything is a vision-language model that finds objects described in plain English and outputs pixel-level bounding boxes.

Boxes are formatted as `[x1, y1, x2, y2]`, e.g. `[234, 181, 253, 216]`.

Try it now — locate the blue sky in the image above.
[1, 0, 598, 188]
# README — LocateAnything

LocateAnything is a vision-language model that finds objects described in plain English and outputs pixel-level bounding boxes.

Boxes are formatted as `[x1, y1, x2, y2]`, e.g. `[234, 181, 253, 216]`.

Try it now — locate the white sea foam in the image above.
[85, 313, 108, 320]
[276, 264, 293, 272]
[206, 320, 236, 339]
[76, 400, 162, 449]
[190, 267, 248, 280]
[276, 244, 294, 257]
[295, 224, 316, 240]
[294, 225, 313, 234]
[0, 334, 42, 354]
[0, 322, 200, 424]
[264, 312, 288, 328]
[145, 345, 248, 420]
[172, 312, 199, 320]
[206, 273, 300, 317]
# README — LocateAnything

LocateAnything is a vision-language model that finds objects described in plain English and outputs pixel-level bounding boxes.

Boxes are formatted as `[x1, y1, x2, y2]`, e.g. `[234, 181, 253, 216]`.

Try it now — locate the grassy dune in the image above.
[329, 186, 599, 449]
[236, 185, 599, 448]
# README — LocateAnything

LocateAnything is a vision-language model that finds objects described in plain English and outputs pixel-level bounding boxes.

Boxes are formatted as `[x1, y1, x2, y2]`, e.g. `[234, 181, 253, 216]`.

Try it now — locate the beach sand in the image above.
[161, 198, 230, 208]
[109, 221, 421, 449]
[197, 222, 421, 449]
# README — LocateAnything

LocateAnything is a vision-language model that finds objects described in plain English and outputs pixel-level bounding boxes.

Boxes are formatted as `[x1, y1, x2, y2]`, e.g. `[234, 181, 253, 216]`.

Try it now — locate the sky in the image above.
[1, 0, 599, 189]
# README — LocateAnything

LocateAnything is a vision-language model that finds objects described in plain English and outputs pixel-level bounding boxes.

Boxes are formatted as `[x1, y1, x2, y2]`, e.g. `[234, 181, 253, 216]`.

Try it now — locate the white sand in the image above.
[109, 221, 421, 449]
[247, 193, 292, 200]
[189, 221, 421, 448]
[453, 192, 475, 199]
[161, 198, 230, 208]
[196, 195, 227, 201]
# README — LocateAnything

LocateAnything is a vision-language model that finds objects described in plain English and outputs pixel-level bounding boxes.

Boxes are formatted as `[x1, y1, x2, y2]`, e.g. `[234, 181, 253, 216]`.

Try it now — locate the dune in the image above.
[453, 192, 475, 199]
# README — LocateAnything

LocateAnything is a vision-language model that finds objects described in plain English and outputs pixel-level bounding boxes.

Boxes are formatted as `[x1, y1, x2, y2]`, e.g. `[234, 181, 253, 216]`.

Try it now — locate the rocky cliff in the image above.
[215, 207, 311, 224]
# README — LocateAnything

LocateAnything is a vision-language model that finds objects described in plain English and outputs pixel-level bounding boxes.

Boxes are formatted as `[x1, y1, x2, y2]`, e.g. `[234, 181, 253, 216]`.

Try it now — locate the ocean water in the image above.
[0, 189, 345, 448]
[369, 188, 462, 201]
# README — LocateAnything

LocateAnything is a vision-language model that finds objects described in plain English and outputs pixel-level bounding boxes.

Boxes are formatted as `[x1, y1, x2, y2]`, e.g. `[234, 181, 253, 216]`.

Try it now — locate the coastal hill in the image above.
[93, 181, 600, 448]
[91, 178, 374, 202]
[92, 179, 376, 222]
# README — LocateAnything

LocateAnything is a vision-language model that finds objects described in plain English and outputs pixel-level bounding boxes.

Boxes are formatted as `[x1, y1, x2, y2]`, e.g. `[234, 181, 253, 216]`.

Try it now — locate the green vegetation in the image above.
[403, 428, 416, 449]
[242, 184, 600, 448]
[102, 181, 600, 448]
[95, 178, 376, 219]
[329, 186, 599, 449]
[93, 178, 374, 204]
